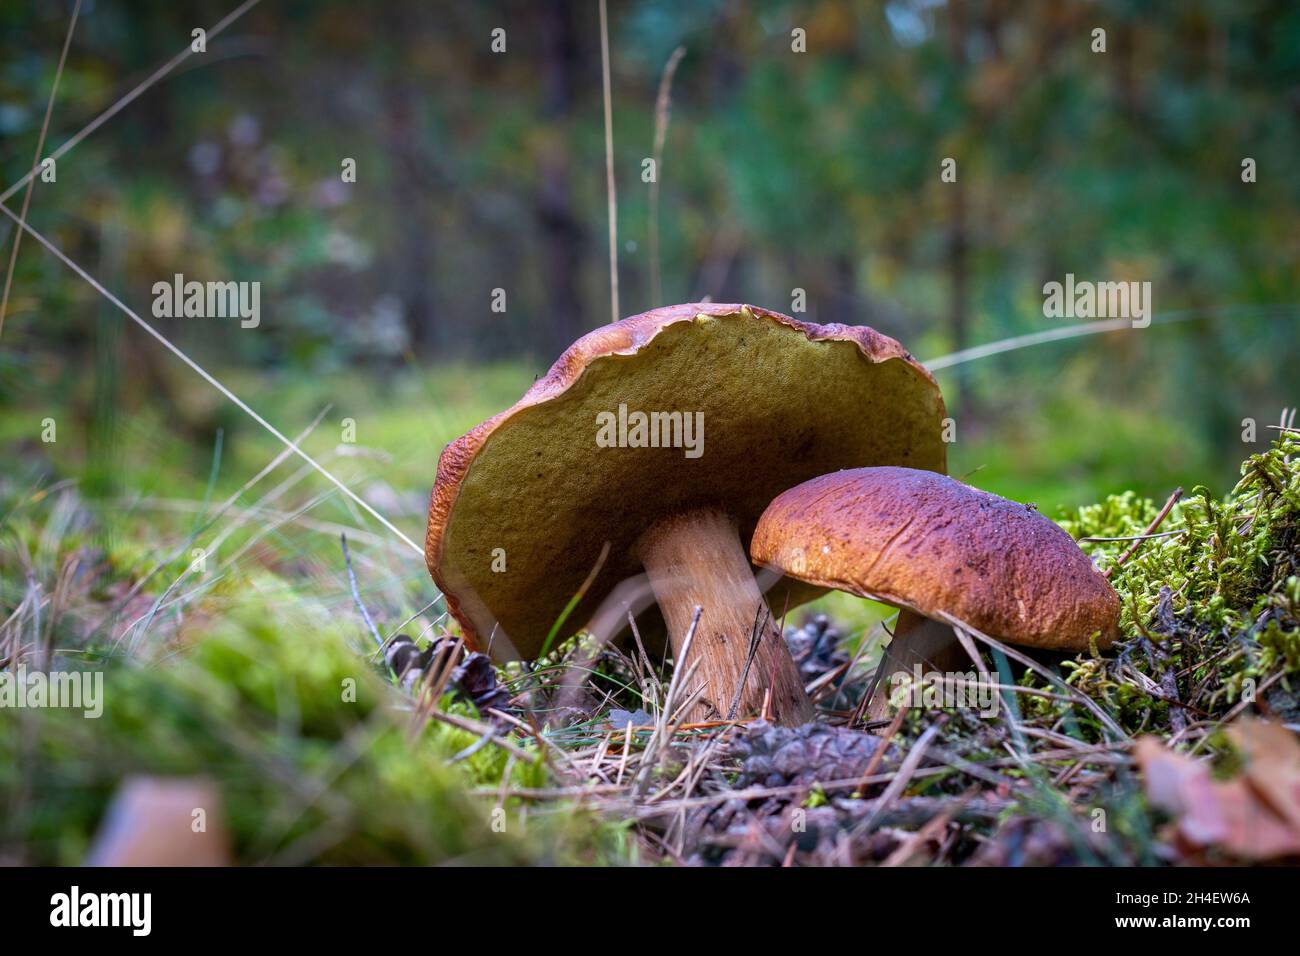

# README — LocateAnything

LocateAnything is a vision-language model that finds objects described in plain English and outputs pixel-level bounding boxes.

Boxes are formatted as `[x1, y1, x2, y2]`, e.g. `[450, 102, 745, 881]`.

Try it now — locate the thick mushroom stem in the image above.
[866, 609, 966, 722]
[637, 507, 814, 726]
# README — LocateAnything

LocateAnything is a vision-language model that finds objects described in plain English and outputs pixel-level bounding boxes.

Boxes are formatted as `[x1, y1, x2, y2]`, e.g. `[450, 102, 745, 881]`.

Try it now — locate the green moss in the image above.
[0, 593, 631, 865]
[1050, 432, 1300, 735]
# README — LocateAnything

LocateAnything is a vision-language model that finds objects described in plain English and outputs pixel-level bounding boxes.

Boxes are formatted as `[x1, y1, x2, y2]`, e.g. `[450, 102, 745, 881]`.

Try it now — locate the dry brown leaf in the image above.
[85, 776, 231, 866]
[1135, 725, 1300, 861]
[1228, 717, 1300, 831]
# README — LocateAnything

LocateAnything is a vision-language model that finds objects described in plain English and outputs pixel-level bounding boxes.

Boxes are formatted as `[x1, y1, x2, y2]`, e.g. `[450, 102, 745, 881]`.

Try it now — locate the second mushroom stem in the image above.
[636, 506, 814, 727]
[865, 609, 966, 722]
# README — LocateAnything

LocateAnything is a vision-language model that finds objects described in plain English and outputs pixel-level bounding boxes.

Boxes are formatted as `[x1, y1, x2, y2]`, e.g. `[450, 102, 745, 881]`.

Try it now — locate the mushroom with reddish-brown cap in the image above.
[750, 466, 1121, 721]
[425, 304, 947, 726]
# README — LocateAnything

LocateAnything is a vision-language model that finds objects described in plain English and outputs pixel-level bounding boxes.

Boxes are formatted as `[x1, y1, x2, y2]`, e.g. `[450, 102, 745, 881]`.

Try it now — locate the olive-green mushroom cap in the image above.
[750, 467, 1121, 651]
[426, 304, 947, 660]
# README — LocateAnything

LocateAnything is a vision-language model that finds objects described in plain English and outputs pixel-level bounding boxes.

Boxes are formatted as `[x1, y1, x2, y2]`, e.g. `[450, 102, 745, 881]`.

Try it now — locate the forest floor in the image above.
[2, 378, 1298, 865]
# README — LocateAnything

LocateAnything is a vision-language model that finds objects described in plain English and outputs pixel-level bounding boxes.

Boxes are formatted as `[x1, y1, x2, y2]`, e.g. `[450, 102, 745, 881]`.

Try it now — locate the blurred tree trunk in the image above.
[86, 217, 123, 503]
[817, 252, 858, 327]
[946, 0, 973, 415]
[1111, 20, 1141, 118]
[947, 178, 971, 411]
[536, 0, 588, 354]
[385, 78, 438, 355]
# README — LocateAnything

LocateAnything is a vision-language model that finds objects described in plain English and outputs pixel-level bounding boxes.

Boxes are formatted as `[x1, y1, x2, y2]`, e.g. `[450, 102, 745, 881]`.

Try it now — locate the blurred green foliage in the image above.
[1, 1, 1297, 511]
[0, 524, 628, 864]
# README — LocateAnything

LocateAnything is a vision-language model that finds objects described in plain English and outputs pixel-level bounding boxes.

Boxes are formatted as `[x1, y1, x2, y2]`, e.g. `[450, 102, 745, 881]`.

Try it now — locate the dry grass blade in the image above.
[0, 200, 422, 556]
[0, 0, 265, 205]
[340, 533, 383, 649]
[635, 606, 703, 794]
[628, 610, 664, 709]
[598, 0, 619, 322]
[615, 720, 634, 785]
[855, 705, 905, 793]
[649, 45, 685, 306]
[426, 709, 537, 765]
[851, 616, 896, 727]
[111, 404, 334, 615]
[937, 610, 1128, 740]
[1104, 486, 1182, 579]
[726, 603, 768, 720]
[856, 717, 946, 836]
[0, 0, 81, 341]
[881, 788, 973, 867]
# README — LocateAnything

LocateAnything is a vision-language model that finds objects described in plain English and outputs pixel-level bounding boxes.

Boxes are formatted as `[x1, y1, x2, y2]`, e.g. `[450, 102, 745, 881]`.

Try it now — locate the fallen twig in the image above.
[1105, 486, 1182, 579]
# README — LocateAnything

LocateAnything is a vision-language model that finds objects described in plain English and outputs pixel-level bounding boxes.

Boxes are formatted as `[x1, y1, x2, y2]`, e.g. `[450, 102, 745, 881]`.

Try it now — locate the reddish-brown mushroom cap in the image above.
[751, 467, 1121, 651]
[425, 304, 948, 661]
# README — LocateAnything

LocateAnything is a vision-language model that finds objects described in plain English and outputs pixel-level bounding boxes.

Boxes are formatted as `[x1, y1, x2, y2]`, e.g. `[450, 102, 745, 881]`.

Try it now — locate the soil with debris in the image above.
[526, 434, 1300, 866]
[5, 436, 1300, 866]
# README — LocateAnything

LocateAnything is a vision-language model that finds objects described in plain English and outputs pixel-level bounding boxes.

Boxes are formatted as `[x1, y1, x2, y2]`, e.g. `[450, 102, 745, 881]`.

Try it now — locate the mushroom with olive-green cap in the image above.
[425, 303, 947, 726]
[750, 466, 1121, 720]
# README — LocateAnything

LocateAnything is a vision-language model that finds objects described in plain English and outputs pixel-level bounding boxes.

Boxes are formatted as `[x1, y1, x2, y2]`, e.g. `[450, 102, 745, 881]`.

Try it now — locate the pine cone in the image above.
[784, 614, 848, 685]
[384, 635, 511, 712]
[729, 720, 898, 789]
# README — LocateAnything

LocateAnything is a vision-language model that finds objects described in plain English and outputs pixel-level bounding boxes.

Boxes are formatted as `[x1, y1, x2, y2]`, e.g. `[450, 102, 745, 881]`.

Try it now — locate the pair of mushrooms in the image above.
[426, 303, 1119, 727]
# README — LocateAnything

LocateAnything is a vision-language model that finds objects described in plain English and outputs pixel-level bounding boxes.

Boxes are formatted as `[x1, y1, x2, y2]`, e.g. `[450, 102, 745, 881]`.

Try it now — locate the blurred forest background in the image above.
[2, 0, 1299, 519]
[6, 0, 1300, 868]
